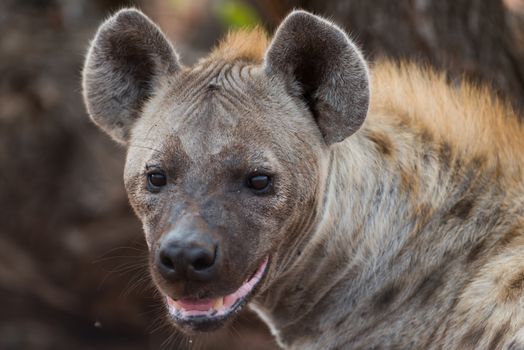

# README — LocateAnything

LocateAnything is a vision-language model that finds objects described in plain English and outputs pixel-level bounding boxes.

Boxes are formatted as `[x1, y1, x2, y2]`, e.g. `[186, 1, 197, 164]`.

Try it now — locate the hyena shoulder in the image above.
[369, 61, 524, 174]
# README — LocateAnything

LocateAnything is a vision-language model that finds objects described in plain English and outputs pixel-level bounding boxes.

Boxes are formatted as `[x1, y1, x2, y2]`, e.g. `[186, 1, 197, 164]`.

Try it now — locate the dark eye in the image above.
[147, 172, 167, 189]
[247, 174, 271, 193]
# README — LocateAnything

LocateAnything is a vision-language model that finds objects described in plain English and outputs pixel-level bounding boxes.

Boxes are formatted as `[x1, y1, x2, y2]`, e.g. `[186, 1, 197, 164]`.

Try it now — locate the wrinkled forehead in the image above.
[131, 61, 280, 164]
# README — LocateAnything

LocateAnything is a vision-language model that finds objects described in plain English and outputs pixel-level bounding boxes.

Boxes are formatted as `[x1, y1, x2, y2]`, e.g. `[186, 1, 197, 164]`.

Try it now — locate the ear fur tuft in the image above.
[207, 26, 269, 64]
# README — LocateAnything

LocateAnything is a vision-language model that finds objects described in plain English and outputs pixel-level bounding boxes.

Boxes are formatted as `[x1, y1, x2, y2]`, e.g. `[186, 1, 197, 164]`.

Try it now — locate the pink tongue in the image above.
[177, 298, 215, 311]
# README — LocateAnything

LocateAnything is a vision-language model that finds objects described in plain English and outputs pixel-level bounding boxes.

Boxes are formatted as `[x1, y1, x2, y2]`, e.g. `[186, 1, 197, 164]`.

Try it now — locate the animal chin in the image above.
[164, 256, 269, 331]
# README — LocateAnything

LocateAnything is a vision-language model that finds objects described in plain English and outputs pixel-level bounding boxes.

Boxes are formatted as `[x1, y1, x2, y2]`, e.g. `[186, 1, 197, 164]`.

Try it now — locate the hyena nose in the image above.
[156, 235, 218, 282]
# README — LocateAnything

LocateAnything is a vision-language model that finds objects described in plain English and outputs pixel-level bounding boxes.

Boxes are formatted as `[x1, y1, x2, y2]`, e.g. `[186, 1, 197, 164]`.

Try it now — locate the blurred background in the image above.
[0, 0, 523, 349]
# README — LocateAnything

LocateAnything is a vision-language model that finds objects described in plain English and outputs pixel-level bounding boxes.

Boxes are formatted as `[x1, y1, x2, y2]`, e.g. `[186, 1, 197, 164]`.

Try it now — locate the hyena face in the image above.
[82, 9, 369, 332]
[123, 64, 326, 331]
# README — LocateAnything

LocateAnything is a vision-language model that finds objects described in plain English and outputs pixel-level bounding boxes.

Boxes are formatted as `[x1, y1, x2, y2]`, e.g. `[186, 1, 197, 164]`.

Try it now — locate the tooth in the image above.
[213, 297, 224, 310]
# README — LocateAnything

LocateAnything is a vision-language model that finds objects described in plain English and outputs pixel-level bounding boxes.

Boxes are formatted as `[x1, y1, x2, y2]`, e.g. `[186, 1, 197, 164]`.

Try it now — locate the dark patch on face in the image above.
[488, 321, 510, 350]
[374, 284, 401, 310]
[367, 131, 393, 157]
[459, 327, 485, 349]
[447, 197, 475, 220]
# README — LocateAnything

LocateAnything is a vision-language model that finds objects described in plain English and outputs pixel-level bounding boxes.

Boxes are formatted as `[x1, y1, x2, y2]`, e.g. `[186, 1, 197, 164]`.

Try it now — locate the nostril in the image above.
[160, 253, 175, 270]
[192, 252, 215, 271]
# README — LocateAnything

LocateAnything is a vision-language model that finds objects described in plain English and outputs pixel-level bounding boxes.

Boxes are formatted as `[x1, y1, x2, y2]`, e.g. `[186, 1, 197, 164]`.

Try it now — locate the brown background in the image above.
[0, 0, 522, 349]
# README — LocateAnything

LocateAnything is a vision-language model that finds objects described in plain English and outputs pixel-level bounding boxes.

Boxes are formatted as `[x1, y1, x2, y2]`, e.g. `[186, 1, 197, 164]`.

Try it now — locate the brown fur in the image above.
[83, 9, 524, 350]
[206, 27, 269, 64]
[371, 62, 524, 174]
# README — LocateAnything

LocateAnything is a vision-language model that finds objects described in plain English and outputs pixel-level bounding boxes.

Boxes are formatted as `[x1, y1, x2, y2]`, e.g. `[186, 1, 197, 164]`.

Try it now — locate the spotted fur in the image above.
[83, 8, 524, 350]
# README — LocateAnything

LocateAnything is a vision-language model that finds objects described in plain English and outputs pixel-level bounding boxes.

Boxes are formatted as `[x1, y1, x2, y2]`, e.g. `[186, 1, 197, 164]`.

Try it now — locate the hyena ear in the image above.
[82, 8, 180, 144]
[264, 10, 370, 145]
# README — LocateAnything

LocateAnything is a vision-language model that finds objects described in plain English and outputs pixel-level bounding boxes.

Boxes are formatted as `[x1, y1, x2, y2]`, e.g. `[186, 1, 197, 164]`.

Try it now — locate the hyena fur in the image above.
[82, 8, 524, 350]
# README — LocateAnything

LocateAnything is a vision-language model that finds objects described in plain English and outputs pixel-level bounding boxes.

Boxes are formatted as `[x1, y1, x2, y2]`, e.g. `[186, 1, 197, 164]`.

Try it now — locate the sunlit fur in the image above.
[206, 27, 269, 64]
[371, 61, 524, 173]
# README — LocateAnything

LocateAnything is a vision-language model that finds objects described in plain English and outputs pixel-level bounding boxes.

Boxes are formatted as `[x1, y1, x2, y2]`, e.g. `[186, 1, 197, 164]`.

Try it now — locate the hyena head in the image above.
[82, 8, 369, 333]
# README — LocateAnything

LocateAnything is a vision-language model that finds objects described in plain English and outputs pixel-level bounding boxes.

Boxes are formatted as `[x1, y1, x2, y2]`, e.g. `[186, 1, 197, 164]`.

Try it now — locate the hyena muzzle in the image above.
[83, 8, 524, 350]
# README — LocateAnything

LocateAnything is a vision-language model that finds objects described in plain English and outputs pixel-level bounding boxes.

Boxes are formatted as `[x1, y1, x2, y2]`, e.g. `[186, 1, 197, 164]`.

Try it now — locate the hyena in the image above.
[82, 8, 524, 350]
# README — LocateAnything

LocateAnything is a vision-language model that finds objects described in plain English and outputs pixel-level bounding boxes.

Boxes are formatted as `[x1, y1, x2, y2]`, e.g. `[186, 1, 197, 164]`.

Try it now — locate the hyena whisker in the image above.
[120, 273, 152, 298]
[143, 303, 168, 331]
[161, 329, 188, 350]
[92, 245, 147, 263]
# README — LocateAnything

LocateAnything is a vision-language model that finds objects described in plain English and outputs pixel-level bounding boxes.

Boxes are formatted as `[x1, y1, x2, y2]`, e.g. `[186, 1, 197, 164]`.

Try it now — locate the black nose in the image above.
[156, 234, 218, 282]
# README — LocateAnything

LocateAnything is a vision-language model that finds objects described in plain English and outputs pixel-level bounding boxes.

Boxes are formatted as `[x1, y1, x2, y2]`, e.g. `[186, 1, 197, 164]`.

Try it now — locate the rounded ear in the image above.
[82, 8, 180, 144]
[264, 10, 370, 145]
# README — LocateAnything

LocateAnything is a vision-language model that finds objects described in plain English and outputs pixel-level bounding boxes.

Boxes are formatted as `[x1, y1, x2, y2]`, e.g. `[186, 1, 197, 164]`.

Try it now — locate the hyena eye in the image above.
[247, 174, 271, 193]
[147, 172, 167, 189]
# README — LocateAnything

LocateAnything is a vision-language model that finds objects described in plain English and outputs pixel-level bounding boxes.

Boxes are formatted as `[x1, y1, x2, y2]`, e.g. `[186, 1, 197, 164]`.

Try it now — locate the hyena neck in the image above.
[251, 118, 513, 348]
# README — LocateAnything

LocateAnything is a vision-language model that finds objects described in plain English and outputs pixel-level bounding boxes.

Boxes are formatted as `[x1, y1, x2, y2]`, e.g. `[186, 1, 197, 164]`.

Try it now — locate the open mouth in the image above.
[165, 256, 269, 328]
